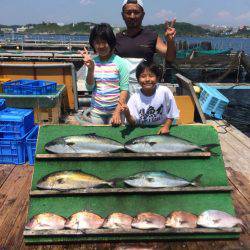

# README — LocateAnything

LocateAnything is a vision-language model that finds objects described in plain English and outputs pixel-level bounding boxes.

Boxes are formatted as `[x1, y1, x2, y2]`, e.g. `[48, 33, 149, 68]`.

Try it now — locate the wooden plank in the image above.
[23, 227, 242, 237]
[36, 151, 212, 160]
[0, 166, 33, 247]
[0, 165, 15, 188]
[30, 186, 233, 197]
[175, 73, 206, 124]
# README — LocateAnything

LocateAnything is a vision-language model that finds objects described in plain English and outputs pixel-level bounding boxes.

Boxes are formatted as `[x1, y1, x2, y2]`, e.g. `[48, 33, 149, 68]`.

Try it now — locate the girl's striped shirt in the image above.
[88, 54, 129, 116]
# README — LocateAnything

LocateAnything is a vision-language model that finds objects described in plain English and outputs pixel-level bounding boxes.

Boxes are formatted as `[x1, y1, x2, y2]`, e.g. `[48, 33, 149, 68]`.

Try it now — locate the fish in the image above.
[197, 210, 244, 229]
[124, 134, 218, 153]
[45, 133, 124, 154]
[37, 170, 114, 190]
[131, 212, 166, 230]
[123, 171, 202, 188]
[25, 213, 66, 230]
[65, 211, 104, 230]
[165, 211, 198, 228]
[102, 213, 133, 229]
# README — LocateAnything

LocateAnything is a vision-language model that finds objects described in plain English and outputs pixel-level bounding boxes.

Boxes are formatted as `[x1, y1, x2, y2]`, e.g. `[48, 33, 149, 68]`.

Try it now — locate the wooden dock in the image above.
[0, 123, 249, 249]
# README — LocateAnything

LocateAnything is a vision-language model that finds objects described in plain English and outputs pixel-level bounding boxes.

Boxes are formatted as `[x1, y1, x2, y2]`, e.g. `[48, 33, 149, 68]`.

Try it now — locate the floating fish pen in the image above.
[163, 51, 250, 83]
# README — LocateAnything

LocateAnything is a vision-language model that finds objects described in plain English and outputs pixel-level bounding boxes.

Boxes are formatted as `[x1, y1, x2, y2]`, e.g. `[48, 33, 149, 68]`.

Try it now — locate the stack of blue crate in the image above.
[3, 79, 57, 95]
[0, 103, 38, 165]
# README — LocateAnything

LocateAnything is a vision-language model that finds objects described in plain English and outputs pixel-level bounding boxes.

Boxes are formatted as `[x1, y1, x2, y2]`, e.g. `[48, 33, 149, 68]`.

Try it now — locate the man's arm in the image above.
[155, 19, 177, 63]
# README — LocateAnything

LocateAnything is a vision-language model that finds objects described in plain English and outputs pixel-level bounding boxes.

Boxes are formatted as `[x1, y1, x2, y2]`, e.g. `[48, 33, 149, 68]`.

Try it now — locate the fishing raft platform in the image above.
[0, 123, 249, 249]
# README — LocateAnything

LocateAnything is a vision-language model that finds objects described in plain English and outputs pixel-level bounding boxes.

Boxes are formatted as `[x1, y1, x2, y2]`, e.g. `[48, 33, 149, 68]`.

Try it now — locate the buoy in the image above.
[193, 86, 201, 94]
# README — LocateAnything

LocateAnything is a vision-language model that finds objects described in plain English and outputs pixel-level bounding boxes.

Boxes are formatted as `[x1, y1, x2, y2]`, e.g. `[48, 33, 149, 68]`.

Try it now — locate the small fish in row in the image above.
[25, 210, 245, 231]
[36, 170, 202, 191]
[45, 133, 219, 154]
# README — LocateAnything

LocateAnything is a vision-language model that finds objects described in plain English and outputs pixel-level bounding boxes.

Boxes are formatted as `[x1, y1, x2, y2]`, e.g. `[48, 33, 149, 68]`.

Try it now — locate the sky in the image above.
[0, 0, 250, 27]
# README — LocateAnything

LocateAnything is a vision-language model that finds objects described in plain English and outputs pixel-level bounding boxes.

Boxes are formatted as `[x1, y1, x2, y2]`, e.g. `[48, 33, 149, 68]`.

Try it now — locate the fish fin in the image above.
[80, 229, 86, 234]
[200, 144, 219, 152]
[108, 177, 124, 187]
[240, 222, 248, 233]
[57, 178, 65, 184]
[190, 174, 203, 187]
[213, 219, 221, 224]
[180, 220, 188, 225]
[146, 177, 155, 183]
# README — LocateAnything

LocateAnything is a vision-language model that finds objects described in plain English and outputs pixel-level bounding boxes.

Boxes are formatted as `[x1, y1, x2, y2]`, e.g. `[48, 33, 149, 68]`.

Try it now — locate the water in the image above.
[0, 34, 250, 54]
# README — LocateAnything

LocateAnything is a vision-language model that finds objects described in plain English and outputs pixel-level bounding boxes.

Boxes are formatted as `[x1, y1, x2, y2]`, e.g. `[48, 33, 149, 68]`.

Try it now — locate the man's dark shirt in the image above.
[115, 29, 158, 62]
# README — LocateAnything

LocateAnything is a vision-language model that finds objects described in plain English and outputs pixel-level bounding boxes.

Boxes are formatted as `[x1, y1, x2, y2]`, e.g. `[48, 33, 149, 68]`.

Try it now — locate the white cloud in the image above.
[189, 8, 203, 19]
[235, 11, 250, 21]
[80, 0, 94, 5]
[155, 9, 176, 20]
[217, 10, 232, 19]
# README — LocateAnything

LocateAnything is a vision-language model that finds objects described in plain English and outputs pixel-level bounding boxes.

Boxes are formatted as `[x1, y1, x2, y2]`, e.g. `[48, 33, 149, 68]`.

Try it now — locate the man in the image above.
[115, 0, 176, 63]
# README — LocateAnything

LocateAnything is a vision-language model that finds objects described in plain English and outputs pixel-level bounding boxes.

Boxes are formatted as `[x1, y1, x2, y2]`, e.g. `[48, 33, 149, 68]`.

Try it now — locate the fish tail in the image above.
[239, 220, 248, 232]
[201, 144, 219, 152]
[191, 174, 203, 186]
[107, 177, 124, 188]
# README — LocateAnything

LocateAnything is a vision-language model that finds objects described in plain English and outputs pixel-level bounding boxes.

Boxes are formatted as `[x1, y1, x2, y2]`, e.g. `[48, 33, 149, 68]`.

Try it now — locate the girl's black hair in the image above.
[136, 61, 163, 81]
[89, 23, 116, 52]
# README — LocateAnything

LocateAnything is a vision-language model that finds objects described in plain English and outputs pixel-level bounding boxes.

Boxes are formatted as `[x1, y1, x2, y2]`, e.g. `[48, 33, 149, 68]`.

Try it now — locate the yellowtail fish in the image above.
[123, 171, 202, 188]
[25, 213, 66, 230]
[37, 170, 114, 190]
[125, 135, 218, 153]
[45, 133, 124, 154]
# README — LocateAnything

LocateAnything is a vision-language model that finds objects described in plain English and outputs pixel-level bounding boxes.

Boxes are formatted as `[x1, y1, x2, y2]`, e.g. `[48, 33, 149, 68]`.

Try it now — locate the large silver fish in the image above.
[197, 210, 244, 229]
[25, 213, 67, 230]
[45, 133, 124, 154]
[37, 170, 114, 190]
[124, 135, 218, 153]
[123, 171, 202, 188]
[65, 211, 104, 230]
[132, 212, 166, 230]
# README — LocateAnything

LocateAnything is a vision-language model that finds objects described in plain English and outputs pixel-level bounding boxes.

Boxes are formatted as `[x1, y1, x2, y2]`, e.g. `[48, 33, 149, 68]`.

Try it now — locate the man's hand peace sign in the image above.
[164, 18, 176, 42]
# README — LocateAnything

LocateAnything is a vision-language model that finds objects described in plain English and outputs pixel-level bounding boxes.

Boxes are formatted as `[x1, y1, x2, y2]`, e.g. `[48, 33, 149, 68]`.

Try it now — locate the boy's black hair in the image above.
[89, 23, 116, 52]
[136, 61, 163, 81]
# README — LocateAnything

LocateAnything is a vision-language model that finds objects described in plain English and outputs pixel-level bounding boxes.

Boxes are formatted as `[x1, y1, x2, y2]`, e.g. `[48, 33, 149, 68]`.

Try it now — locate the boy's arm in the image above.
[157, 118, 174, 135]
[122, 104, 136, 126]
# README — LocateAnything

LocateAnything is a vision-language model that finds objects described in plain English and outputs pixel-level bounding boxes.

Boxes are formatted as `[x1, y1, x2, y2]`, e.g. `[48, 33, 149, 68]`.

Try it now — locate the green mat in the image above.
[25, 125, 239, 243]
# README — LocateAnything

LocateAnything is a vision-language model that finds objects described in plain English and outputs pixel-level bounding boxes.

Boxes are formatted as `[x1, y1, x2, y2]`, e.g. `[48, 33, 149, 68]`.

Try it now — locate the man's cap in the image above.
[122, 0, 144, 9]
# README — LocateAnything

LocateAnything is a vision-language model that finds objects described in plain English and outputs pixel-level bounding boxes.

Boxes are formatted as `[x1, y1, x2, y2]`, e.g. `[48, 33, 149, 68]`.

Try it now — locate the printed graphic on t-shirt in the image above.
[138, 104, 163, 124]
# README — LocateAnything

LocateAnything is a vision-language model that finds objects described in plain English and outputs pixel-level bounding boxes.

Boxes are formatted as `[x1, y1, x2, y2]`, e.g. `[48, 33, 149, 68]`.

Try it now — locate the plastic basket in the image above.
[0, 107, 34, 139]
[0, 132, 28, 164]
[20, 80, 57, 95]
[26, 125, 39, 165]
[0, 99, 6, 111]
[198, 83, 229, 119]
[3, 79, 34, 94]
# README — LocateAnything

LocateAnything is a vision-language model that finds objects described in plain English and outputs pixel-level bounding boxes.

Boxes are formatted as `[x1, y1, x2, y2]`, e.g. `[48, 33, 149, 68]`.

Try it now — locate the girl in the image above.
[120, 61, 179, 134]
[80, 23, 129, 125]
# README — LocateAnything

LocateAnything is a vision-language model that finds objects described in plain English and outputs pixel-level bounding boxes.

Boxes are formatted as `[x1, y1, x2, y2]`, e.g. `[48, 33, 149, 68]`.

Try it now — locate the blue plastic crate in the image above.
[0, 99, 5, 110]
[0, 132, 28, 164]
[198, 83, 229, 119]
[3, 79, 34, 94]
[26, 125, 39, 165]
[0, 107, 34, 139]
[20, 80, 57, 95]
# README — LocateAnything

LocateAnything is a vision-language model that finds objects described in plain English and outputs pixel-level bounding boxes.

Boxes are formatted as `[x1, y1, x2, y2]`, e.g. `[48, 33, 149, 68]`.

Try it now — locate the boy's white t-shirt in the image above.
[127, 85, 179, 125]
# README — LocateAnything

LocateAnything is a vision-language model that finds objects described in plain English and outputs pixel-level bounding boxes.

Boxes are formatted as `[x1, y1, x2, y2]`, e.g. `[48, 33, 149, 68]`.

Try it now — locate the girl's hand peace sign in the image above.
[164, 19, 177, 42]
[79, 47, 95, 70]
